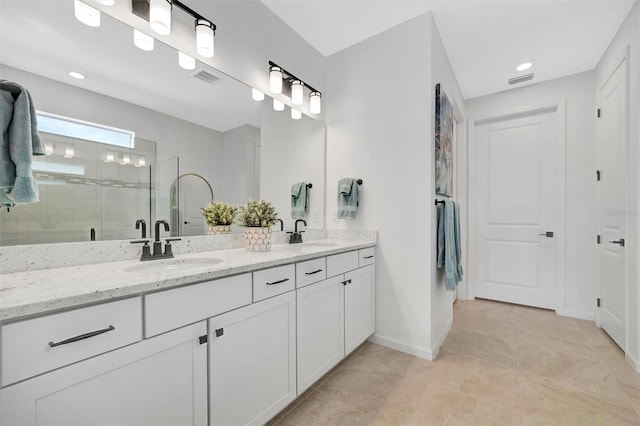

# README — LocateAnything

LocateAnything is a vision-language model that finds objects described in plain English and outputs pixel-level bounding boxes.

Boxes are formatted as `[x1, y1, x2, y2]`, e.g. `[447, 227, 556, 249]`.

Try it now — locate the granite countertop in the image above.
[0, 239, 375, 322]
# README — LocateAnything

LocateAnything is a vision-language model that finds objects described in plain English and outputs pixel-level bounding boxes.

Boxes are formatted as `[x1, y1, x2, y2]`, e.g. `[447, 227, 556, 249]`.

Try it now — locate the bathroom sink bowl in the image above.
[124, 257, 224, 273]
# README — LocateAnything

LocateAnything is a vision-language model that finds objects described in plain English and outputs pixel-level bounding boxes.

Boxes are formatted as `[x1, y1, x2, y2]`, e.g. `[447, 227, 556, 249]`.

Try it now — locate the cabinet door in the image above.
[344, 265, 376, 354]
[209, 291, 296, 426]
[297, 275, 344, 394]
[0, 322, 208, 426]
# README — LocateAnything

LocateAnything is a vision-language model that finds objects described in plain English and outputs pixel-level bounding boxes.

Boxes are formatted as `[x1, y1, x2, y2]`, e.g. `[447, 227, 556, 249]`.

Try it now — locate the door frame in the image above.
[594, 48, 630, 348]
[466, 101, 567, 314]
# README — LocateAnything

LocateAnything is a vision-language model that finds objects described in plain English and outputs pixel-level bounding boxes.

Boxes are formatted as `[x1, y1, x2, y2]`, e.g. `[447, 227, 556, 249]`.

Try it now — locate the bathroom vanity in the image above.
[0, 238, 375, 425]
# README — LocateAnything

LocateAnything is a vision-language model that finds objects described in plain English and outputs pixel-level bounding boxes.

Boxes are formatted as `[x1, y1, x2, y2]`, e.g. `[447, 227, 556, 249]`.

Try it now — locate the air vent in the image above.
[508, 73, 534, 85]
[190, 67, 222, 84]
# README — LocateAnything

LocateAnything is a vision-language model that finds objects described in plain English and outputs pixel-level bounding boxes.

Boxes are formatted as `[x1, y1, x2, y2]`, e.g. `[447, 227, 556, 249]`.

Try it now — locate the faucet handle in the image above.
[163, 238, 181, 258]
[131, 240, 152, 261]
[130, 239, 150, 245]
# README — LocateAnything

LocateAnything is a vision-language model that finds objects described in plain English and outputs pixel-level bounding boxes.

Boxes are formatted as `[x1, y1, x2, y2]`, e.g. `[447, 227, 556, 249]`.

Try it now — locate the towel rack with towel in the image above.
[0, 82, 20, 100]
[435, 199, 445, 206]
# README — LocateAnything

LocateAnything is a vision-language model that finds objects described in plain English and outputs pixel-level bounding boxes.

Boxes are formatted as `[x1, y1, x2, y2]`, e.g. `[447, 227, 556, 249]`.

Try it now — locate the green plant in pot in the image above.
[202, 201, 236, 235]
[238, 199, 278, 251]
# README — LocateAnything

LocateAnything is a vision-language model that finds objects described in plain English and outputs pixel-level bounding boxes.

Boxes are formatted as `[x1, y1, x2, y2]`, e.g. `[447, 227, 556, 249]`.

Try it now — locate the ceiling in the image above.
[261, 0, 636, 99]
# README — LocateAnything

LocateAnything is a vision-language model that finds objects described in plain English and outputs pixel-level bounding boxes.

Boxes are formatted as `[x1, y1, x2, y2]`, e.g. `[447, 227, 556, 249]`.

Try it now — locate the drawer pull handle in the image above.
[48, 325, 115, 348]
[305, 269, 323, 275]
[266, 278, 290, 286]
[363, 255, 374, 259]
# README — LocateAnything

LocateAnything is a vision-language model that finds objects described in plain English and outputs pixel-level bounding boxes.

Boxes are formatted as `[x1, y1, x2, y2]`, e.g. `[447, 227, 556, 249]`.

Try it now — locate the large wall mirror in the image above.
[0, 0, 325, 246]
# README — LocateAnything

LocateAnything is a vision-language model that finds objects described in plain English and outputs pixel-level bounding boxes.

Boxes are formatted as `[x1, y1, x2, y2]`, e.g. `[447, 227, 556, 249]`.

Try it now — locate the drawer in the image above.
[326, 251, 359, 277]
[253, 264, 295, 302]
[145, 273, 252, 337]
[296, 257, 327, 288]
[1, 297, 142, 387]
[359, 247, 375, 267]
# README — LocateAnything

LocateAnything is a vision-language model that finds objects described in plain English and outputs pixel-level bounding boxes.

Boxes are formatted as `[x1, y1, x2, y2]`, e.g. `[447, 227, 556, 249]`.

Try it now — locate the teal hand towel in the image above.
[337, 178, 358, 219]
[439, 199, 463, 291]
[291, 182, 308, 219]
[0, 80, 45, 207]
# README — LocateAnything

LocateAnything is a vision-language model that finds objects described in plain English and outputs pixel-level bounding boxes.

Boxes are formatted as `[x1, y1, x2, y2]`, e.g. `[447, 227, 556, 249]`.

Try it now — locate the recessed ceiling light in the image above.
[516, 62, 533, 72]
[69, 71, 86, 80]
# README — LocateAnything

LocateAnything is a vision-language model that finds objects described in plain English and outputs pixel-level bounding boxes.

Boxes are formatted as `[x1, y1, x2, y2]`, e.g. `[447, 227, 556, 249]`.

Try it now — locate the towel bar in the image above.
[435, 199, 445, 206]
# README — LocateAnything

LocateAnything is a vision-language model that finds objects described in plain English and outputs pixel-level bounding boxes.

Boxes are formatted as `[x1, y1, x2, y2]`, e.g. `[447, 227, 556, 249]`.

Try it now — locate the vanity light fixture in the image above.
[69, 71, 86, 80]
[44, 142, 54, 156]
[309, 91, 322, 114]
[291, 108, 302, 120]
[269, 66, 283, 94]
[149, 0, 172, 35]
[74, 0, 101, 27]
[291, 80, 303, 105]
[273, 99, 285, 112]
[121, 153, 131, 165]
[104, 152, 115, 163]
[178, 51, 196, 70]
[137, 156, 147, 167]
[252, 88, 265, 101]
[268, 61, 322, 114]
[133, 29, 154, 51]
[516, 62, 533, 71]
[133, 0, 217, 59]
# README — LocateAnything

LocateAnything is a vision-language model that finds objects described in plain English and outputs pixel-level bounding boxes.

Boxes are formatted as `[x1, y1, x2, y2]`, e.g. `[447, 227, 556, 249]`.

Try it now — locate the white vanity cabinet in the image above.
[0, 321, 208, 426]
[296, 249, 376, 394]
[209, 291, 297, 426]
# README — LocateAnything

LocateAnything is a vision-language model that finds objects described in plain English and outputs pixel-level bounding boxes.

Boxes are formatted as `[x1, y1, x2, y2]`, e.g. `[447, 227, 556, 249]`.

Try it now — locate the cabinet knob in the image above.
[215, 328, 224, 337]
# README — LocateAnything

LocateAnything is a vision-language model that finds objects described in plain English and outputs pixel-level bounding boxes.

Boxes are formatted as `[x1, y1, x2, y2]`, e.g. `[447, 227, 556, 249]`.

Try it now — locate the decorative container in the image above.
[208, 225, 232, 235]
[244, 226, 272, 252]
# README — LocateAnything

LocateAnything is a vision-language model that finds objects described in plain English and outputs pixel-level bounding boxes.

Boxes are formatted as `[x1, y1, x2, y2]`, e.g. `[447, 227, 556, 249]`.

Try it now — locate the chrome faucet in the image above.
[288, 219, 307, 244]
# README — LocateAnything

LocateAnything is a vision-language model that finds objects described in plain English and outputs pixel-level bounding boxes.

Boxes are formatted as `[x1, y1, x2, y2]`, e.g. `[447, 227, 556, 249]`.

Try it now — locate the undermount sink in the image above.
[123, 257, 224, 273]
[300, 242, 338, 248]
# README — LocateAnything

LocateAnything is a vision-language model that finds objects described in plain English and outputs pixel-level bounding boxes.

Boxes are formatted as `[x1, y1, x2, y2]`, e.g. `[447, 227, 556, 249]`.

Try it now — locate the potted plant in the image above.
[201, 201, 236, 235]
[238, 199, 278, 251]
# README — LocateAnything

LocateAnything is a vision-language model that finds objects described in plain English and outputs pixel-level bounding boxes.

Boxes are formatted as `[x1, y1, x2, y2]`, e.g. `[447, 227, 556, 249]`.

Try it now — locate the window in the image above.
[36, 112, 135, 148]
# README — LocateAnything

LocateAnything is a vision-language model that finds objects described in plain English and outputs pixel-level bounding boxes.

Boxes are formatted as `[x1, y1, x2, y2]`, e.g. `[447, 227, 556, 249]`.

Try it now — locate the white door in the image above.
[597, 60, 627, 348]
[0, 322, 208, 426]
[344, 265, 375, 354]
[474, 110, 559, 309]
[209, 292, 296, 426]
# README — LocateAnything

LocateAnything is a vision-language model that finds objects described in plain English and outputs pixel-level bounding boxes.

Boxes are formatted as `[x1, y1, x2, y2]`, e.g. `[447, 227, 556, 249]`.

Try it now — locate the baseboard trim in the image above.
[368, 334, 435, 360]
[556, 309, 594, 321]
[625, 353, 640, 373]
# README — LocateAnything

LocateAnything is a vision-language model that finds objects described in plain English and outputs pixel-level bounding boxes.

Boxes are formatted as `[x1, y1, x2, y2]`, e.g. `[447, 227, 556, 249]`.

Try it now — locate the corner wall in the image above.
[326, 13, 462, 359]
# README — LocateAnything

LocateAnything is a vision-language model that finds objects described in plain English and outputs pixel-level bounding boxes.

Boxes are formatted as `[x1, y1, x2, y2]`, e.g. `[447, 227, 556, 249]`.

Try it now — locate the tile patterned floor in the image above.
[269, 299, 640, 425]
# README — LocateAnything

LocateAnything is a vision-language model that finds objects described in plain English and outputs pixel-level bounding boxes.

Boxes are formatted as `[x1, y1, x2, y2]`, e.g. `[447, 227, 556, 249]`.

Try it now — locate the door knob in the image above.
[609, 238, 625, 247]
[538, 231, 554, 238]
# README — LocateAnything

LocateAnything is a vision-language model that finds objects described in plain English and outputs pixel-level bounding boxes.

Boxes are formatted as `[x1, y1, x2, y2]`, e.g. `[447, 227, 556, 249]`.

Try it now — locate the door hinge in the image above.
[597, 297, 601, 307]
[596, 170, 601, 181]
[597, 234, 601, 244]
[597, 108, 601, 118]
[199, 335, 208, 345]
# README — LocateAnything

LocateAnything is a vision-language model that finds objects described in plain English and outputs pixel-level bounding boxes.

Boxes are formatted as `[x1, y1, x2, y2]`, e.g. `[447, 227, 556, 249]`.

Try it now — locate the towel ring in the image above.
[306, 183, 313, 189]
[356, 179, 363, 185]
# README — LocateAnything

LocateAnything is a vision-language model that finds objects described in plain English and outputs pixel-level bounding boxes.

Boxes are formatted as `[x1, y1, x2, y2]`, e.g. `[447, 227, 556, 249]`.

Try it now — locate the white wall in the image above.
[325, 14, 437, 358]
[221, 124, 260, 206]
[595, 1, 640, 369]
[260, 103, 325, 230]
[465, 71, 597, 321]
[429, 17, 466, 352]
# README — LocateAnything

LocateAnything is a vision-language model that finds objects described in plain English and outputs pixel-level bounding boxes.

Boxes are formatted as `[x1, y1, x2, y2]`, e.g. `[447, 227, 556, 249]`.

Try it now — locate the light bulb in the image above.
[269, 66, 282, 94]
[44, 142, 53, 156]
[309, 91, 321, 114]
[273, 99, 284, 111]
[516, 62, 533, 71]
[149, 0, 171, 35]
[196, 19, 214, 58]
[104, 152, 114, 163]
[133, 29, 154, 51]
[122, 154, 131, 165]
[291, 80, 303, 105]
[138, 156, 146, 167]
[291, 108, 302, 120]
[178, 51, 196, 70]
[64, 146, 75, 159]
[69, 71, 86, 80]
[74, 0, 100, 27]
[252, 88, 265, 101]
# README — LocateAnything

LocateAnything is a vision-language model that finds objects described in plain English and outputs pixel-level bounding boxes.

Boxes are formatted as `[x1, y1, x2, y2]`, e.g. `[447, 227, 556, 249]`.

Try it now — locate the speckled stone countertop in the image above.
[0, 237, 376, 322]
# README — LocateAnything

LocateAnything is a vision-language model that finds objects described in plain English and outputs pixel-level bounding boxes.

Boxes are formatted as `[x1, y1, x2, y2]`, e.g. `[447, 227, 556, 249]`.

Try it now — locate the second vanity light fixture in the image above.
[268, 61, 322, 114]
[133, 0, 217, 58]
